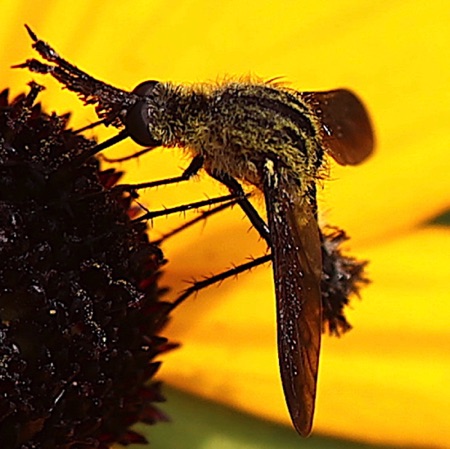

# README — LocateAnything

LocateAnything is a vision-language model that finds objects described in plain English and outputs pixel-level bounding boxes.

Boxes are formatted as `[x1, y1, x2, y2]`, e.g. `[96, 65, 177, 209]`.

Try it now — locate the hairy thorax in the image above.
[161, 81, 325, 197]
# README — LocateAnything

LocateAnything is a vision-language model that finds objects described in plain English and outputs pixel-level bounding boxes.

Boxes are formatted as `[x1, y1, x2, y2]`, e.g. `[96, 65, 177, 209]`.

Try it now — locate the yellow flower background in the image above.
[2, 1, 449, 448]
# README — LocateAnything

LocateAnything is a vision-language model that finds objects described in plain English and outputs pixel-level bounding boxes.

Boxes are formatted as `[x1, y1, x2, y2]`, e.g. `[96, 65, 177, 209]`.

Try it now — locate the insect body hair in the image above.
[141, 80, 326, 199]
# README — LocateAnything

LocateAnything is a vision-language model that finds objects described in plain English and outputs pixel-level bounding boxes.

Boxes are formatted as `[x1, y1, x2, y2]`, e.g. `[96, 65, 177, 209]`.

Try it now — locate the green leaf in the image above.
[127, 387, 417, 449]
[427, 208, 450, 226]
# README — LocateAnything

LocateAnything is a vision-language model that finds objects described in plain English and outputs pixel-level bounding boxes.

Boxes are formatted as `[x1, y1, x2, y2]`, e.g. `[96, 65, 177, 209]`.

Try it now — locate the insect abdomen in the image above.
[179, 82, 324, 192]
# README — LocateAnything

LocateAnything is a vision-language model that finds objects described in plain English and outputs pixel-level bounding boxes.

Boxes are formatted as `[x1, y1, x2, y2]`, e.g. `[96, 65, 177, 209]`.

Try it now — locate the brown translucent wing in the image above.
[262, 162, 322, 437]
[302, 89, 375, 166]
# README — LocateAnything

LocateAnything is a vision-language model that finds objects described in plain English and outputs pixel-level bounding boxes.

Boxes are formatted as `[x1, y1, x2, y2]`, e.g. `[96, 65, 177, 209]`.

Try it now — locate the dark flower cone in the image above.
[0, 83, 173, 449]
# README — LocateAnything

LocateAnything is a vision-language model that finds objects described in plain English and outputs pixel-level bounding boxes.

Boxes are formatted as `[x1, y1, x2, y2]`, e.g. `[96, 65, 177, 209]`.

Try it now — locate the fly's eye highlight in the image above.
[132, 80, 161, 96]
[125, 80, 163, 147]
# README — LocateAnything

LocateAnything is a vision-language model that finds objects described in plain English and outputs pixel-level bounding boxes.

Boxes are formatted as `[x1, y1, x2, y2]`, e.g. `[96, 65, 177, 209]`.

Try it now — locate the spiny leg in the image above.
[153, 198, 241, 245]
[162, 171, 275, 309]
[99, 147, 156, 163]
[116, 155, 204, 196]
[70, 131, 130, 167]
[170, 254, 272, 310]
[128, 173, 267, 308]
[125, 167, 272, 308]
[73, 119, 109, 134]
[134, 193, 245, 222]
[208, 170, 271, 246]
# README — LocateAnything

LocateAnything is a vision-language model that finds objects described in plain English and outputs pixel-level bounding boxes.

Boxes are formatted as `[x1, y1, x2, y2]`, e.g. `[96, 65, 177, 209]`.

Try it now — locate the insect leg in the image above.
[98, 147, 156, 163]
[153, 197, 243, 245]
[208, 170, 271, 246]
[74, 142, 203, 187]
[134, 192, 246, 222]
[73, 119, 109, 134]
[170, 254, 272, 309]
[117, 155, 204, 195]
[70, 131, 130, 167]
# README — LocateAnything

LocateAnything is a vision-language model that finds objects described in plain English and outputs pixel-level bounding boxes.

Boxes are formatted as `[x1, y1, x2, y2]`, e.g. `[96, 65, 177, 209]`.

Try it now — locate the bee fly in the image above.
[16, 25, 374, 437]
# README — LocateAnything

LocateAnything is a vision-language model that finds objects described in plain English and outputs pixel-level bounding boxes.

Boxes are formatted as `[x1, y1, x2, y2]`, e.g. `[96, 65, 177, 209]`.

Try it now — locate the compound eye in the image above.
[131, 80, 160, 97]
[125, 80, 163, 147]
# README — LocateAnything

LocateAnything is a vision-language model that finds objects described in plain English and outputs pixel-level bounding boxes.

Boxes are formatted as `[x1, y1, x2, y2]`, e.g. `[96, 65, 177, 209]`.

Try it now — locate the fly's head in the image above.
[123, 80, 170, 148]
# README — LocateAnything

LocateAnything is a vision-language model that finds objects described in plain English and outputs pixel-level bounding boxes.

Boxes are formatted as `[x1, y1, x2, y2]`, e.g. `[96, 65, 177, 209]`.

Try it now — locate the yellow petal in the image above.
[163, 227, 450, 447]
